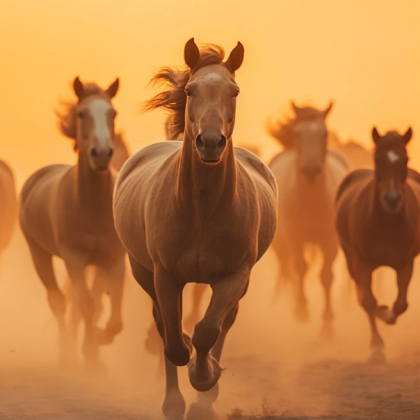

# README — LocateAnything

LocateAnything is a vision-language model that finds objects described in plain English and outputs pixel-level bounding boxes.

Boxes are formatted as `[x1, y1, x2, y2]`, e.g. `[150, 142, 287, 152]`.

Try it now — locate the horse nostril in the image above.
[217, 136, 227, 150]
[195, 135, 205, 150]
[91, 148, 98, 158]
[108, 149, 114, 158]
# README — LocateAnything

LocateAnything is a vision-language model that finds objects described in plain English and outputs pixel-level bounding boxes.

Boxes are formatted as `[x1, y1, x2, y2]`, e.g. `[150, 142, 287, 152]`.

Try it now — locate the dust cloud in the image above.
[1, 222, 420, 420]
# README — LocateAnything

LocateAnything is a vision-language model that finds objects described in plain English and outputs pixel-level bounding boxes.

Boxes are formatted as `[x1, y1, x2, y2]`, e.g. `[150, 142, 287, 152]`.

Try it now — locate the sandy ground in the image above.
[1, 230, 420, 420]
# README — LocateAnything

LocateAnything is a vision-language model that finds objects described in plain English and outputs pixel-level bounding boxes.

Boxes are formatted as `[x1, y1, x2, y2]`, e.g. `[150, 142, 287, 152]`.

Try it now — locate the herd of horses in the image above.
[1, 39, 419, 419]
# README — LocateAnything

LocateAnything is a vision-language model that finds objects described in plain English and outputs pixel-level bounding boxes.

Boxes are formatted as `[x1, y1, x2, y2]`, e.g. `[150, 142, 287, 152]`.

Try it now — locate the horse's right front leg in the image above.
[154, 266, 191, 367]
[129, 258, 185, 420]
[65, 259, 100, 373]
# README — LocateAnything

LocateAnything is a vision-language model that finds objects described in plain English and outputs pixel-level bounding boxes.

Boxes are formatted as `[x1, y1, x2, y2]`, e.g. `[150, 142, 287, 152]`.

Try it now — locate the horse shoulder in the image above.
[234, 147, 277, 194]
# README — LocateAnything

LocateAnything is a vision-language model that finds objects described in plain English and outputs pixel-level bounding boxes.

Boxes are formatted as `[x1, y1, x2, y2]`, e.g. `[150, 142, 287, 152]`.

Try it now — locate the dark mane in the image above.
[143, 44, 228, 140]
[55, 83, 106, 150]
[268, 105, 326, 150]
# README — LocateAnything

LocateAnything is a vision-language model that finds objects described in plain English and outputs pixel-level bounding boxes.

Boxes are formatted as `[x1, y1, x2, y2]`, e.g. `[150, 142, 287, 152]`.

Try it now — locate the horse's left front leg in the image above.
[319, 235, 339, 338]
[377, 261, 413, 325]
[188, 271, 249, 393]
[96, 258, 125, 345]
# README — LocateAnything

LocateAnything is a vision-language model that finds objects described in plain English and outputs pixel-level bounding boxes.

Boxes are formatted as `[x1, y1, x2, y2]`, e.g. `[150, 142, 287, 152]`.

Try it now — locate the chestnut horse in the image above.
[0, 161, 17, 257]
[20, 77, 125, 371]
[335, 127, 420, 363]
[114, 39, 277, 420]
[268, 102, 349, 334]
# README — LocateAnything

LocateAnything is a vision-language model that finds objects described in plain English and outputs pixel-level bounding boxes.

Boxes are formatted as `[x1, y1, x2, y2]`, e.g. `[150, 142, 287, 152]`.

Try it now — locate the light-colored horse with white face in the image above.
[20, 77, 126, 372]
[114, 39, 277, 420]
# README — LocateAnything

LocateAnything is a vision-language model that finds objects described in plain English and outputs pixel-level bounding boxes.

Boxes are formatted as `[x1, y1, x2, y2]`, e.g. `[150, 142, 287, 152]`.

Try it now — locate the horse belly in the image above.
[175, 248, 228, 284]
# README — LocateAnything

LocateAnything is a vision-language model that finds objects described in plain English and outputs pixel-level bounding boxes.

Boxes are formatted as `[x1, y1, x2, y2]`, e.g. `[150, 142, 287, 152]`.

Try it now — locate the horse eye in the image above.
[185, 89, 192, 97]
[78, 111, 87, 119]
[234, 91, 239, 98]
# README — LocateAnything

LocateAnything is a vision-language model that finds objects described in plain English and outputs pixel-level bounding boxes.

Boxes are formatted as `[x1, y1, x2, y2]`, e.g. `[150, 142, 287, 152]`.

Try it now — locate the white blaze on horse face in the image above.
[90, 99, 113, 147]
[203, 72, 222, 83]
[387, 150, 400, 164]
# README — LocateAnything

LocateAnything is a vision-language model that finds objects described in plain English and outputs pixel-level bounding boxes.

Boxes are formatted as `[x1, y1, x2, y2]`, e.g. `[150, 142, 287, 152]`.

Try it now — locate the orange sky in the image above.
[1, 0, 420, 185]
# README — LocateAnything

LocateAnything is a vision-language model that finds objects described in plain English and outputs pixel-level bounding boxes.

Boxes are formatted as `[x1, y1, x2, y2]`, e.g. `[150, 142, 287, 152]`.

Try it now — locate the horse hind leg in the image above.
[188, 272, 248, 393]
[26, 238, 77, 368]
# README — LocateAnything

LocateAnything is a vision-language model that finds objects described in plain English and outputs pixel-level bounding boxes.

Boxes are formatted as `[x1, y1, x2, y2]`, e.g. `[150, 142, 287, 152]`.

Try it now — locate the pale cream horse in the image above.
[114, 39, 277, 420]
[268, 102, 349, 336]
[20, 78, 125, 371]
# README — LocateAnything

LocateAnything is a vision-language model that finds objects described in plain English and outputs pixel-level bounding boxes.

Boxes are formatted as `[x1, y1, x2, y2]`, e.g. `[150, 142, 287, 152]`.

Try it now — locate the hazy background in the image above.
[2, 1, 420, 419]
[2, 0, 420, 185]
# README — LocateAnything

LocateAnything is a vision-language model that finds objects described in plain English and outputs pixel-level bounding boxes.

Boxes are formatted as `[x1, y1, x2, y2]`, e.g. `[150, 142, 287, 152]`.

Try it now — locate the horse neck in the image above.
[77, 151, 113, 213]
[176, 131, 237, 218]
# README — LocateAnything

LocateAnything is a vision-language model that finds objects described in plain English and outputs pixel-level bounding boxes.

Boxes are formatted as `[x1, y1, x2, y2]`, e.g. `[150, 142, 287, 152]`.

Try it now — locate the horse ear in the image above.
[226, 42, 244, 72]
[403, 127, 413, 145]
[291, 101, 299, 115]
[372, 127, 382, 145]
[184, 38, 200, 70]
[323, 101, 334, 118]
[106, 78, 120, 98]
[73, 76, 84, 99]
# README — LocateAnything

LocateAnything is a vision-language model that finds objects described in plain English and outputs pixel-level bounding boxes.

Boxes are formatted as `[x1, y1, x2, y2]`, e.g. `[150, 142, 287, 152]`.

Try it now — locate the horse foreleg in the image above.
[319, 237, 338, 338]
[65, 259, 101, 373]
[26, 238, 76, 368]
[155, 267, 191, 367]
[129, 258, 185, 420]
[292, 245, 309, 322]
[95, 261, 125, 345]
[188, 272, 248, 393]
[377, 262, 413, 325]
[187, 304, 240, 420]
[350, 258, 384, 364]
[184, 284, 207, 334]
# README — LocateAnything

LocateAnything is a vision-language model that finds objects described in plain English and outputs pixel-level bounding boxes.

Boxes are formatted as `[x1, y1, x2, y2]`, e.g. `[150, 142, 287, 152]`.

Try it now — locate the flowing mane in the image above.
[143, 44, 231, 140]
[268, 105, 327, 150]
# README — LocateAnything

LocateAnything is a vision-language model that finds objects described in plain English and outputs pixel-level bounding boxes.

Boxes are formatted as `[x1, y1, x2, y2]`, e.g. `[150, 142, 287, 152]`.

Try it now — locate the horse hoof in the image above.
[368, 347, 387, 366]
[163, 390, 186, 420]
[294, 306, 309, 323]
[188, 356, 222, 392]
[376, 305, 397, 325]
[186, 402, 218, 420]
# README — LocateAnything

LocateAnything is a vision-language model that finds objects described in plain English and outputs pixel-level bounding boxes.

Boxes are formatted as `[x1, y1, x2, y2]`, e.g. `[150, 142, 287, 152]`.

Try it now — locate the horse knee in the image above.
[360, 294, 377, 313]
[47, 290, 66, 313]
[320, 269, 333, 288]
[193, 320, 220, 353]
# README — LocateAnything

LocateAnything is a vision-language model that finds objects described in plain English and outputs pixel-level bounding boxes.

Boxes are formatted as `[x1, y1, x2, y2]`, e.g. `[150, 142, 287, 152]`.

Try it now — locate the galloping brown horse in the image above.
[20, 77, 126, 371]
[335, 127, 420, 363]
[114, 39, 277, 420]
[268, 102, 349, 334]
[0, 161, 17, 257]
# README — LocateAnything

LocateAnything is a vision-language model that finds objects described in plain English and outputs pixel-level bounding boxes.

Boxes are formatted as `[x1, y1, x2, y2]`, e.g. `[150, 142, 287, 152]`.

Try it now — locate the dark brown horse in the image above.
[268, 102, 349, 335]
[114, 39, 277, 420]
[335, 127, 420, 363]
[20, 77, 126, 372]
